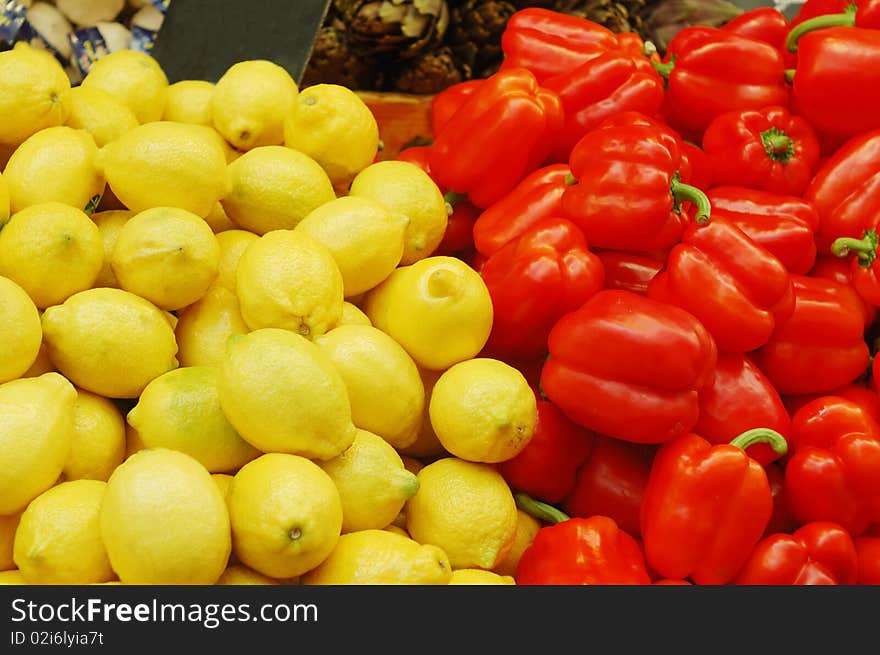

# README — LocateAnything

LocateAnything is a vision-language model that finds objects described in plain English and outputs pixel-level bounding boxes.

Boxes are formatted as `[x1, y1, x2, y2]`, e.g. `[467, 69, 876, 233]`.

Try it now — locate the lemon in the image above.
[221, 145, 336, 235]
[296, 196, 408, 297]
[175, 287, 250, 368]
[301, 529, 451, 585]
[0, 512, 22, 571]
[21, 342, 55, 378]
[97, 121, 228, 217]
[494, 510, 542, 578]
[235, 229, 343, 338]
[100, 448, 231, 585]
[213, 229, 259, 293]
[110, 206, 220, 311]
[80, 49, 168, 124]
[283, 84, 379, 188]
[163, 80, 215, 126]
[0, 570, 27, 584]
[364, 256, 493, 370]
[91, 209, 132, 288]
[314, 325, 424, 449]
[203, 201, 237, 233]
[228, 453, 342, 579]
[125, 423, 145, 459]
[216, 564, 281, 585]
[13, 480, 113, 585]
[399, 367, 448, 459]
[320, 429, 419, 533]
[449, 569, 516, 585]
[212, 60, 299, 151]
[0, 202, 103, 309]
[0, 42, 71, 146]
[63, 389, 125, 482]
[0, 373, 76, 514]
[4, 126, 104, 214]
[218, 328, 356, 460]
[349, 161, 447, 265]
[406, 457, 518, 570]
[0, 171, 9, 222]
[64, 86, 139, 148]
[331, 302, 372, 329]
[128, 367, 261, 473]
[41, 287, 179, 398]
[212, 473, 234, 499]
[385, 525, 410, 538]
[0, 276, 41, 383]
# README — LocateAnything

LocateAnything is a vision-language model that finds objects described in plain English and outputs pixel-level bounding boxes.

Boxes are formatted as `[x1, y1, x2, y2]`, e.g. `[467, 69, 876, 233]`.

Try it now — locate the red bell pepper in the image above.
[562, 436, 657, 538]
[751, 274, 871, 395]
[830, 225, 880, 307]
[429, 68, 563, 209]
[809, 255, 877, 326]
[480, 217, 605, 360]
[765, 461, 797, 537]
[679, 140, 714, 191]
[722, 6, 792, 55]
[514, 495, 651, 585]
[783, 383, 880, 425]
[701, 105, 820, 196]
[471, 164, 571, 258]
[785, 396, 880, 535]
[653, 579, 692, 585]
[787, 2, 880, 52]
[430, 79, 484, 136]
[596, 250, 664, 295]
[562, 113, 712, 253]
[736, 521, 859, 585]
[706, 187, 819, 275]
[695, 352, 791, 465]
[855, 535, 880, 583]
[497, 395, 594, 504]
[640, 428, 788, 585]
[654, 27, 789, 143]
[541, 289, 718, 444]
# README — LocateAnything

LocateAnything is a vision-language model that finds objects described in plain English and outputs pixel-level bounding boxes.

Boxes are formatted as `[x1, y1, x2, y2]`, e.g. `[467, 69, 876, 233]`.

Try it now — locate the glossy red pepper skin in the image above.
[472, 164, 570, 258]
[657, 27, 789, 143]
[809, 255, 877, 326]
[541, 290, 718, 444]
[516, 516, 651, 585]
[480, 217, 605, 360]
[751, 275, 871, 395]
[855, 536, 880, 583]
[787, 1, 880, 47]
[783, 383, 880, 425]
[830, 223, 880, 307]
[596, 251, 664, 295]
[498, 396, 594, 504]
[429, 68, 564, 209]
[562, 436, 656, 538]
[702, 106, 820, 196]
[706, 187, 819, 275]
[723, 7, 791, 53]
[640, 430, 782, 585]
[430, 79, 483, 136]
[765, 462, 797, 537]
[679, 140, 713, 190]
[736, 521, 859, 585]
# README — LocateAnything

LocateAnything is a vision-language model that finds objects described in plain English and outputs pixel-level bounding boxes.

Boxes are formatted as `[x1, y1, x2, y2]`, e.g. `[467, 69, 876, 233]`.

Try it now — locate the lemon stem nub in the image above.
[289, 527, 302, 541]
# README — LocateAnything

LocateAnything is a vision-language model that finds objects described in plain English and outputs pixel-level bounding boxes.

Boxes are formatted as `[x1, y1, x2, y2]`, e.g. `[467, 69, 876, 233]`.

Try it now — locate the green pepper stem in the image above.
[565, 172, 578, 186]
[784, 69, 796, 84]
[443, 190, 466, 207]
[761, 128, 794, 163]
[831, 229, 879, 268]
[651, 59, 675, 79]
[729, 428, 788, 456]
[785, 5, 857, 52]
[670, 175, 711, 225]
[514, 493, 570, 525]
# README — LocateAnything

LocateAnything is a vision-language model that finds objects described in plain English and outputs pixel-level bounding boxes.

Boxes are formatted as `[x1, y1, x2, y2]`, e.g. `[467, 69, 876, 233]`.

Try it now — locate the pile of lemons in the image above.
[0, 43, 543, 586]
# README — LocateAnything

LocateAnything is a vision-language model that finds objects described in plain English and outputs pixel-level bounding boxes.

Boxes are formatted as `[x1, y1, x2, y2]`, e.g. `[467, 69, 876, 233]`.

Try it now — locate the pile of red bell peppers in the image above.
[397, 3, 880, 585]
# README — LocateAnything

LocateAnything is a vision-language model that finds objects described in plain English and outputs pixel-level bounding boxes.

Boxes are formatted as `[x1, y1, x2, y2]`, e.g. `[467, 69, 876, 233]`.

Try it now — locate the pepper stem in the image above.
[785, 5, 857, 52]
[670, 173, 711, 225]
[784, 69, 796, 83]
[729, 428, 788, 456]
[761, 128, 794, 163]
[444, 190, 466, 207]
[565, 172, 578, 186]
[831, 229, 879, 268]
[651, 59, 675, 79]
[514, 492, 570, 525]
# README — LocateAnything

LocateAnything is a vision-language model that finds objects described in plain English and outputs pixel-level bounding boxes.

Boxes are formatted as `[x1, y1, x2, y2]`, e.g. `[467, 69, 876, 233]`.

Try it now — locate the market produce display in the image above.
[2, 1, 880, 587]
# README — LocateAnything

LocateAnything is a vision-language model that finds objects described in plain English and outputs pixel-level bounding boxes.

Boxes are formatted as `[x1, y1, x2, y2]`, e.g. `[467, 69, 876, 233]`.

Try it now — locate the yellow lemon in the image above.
[399, 366, 448, 459]
[0, 275, 42, 383]
[127, 366, 261, 473]
[41, 287, 179, 398]
[91, 209, 132, 288]
[0, 512, 22, 571]
[331, 302, 372, 329]
[100, 448, 231, 585]
[203, 201, 237, 233]
[63, 389, 125, 482]
[406, 457, 518, 570]
[218, 328, 356, 460]
[212, 473, 234, 500]
[319, 429, 419, 533]
[449, 569, 515, 585]
[3, 126, 104, 214]
[110, 206, 220, 311]
[163, 80, 215, 126]
[283, 84, 379, 188]
[0, 202, 102, 309]
[228, 453, 342, 579]
[216, 564, 282, 586]
[0, 373, 76, 514]
[385, 525, 410, 538]
[349, 160, 447, 265]
[125, 423, 145, 459]
[13, 480, 113, 585]
[0, 570, 27, 584]
[235, 229, 343, 338]
[80, 49, 168, 123]
[213, 229, 259, 293]
[314, 325, 424, 449]
[363, 256, 493, 370]
[175, 286, 250, 368]
[301, 529, 451, 585]
[296, 196, 408, 297]
[493, 510, 542, 578]
[0, 171, 9, 222]
[97, 121, 228, 217]
[212, 60, 299, 151]
[64, 85, 139, 148]
[21, 341, 55, 378]
[0, 42, 71, 146]
[430, 358, 537, 463]
[221, 145, 336, 235]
